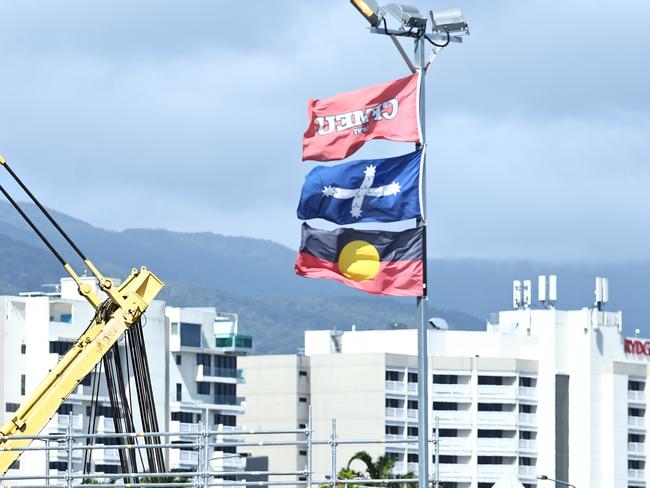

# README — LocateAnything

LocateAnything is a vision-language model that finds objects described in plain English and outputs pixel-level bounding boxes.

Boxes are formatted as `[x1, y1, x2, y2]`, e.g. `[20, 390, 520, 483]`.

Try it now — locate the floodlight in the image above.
[350, 0, 384, 27]
[430, 8, 468, 34]
[384, 3, 427, 29]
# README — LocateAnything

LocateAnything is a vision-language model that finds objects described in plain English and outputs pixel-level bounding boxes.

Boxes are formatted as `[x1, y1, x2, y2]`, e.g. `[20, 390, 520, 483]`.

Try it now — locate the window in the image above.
[171, 322, 179, 335]
[96, 405, 113, 417]
[385, 370, 400, 381]
[180, 322, 202, 348]
[8, 460, 19, 470]
[519, 377, 534, 387]
[408, 427, 418, 436]
[438, 455, 457, 464]
[629, 407, 645, 417]
[478, 430, 503, 438]
[214, 414, 236, 426]
[433, 402, 458, 411]
[80, 374, 92, 387]
[175, 354, 182, 365]
[298, 423, 306, 429]
[629, 433, 644, 442]
[479, 403, 504, 412]
[20, 375, 25, 396]
[299, 450, 307, 456]
[408, 372, 418, 382]
[96, 464, 120, 474]
[5, 403, 20, 412]
[385, 398, 400, 408]
[299, 397, 308, 403]
[478, 456, 504, 465]
[407, 400, 418, 409]
[520, 431, 534, 440]
[57, 404, 73, 415]
[49, 461, 68, 471]
[171, 411, 194, 423]
[629, 459, 645, 469]
[629, 380, 645, 391]
[299, 371, 308, 377]
[519, 457, 534, 466]
[176, 383, 182, 402]
[20, 344, 26, 354]
[385, 425, 400, 434]
[438, 429, 458, 437]
[478, 376, 504, 385]
[49, 341, 74, 355]
[407, 453, 418, 462]
[197, 382, 210, 395]
[433, 374, 458, 384]
[197, 353, 211, 366]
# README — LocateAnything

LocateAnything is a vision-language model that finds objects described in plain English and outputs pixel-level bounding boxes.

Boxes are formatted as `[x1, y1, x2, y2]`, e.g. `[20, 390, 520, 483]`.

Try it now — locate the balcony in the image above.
[432, 384, 471, 400]
[407, 383, 418, 394]
[629, 468, 645, 481]
[179, 449, 199, 464]
[478, 411, 517, 428]
[629, 416, 646, 428]
[518, 465, 536, 478]
[215, 334, 253, 351]
[212, 455, 247, 471]
[477, 385, 517, 401]
[518, 439, 537, 451]
[196, 365, 241, 383]
[56, 413, 83, 430]
[436, 463, 472, 481]
[518, 413, 537, 427]
[477, 464, 517, 479]
[407, 462, 418, 473]
[629, 442, 646, 454]
[385, 407, 404, 419]
[214, 395, 245, 408]
[439, 437, 472, 454]
[629, 390, 646, 403]
[518, 387, 537, 399]
[385, 380, 405, 393]
[435, 411, 472, 428]
[477, 438, 518, 453]
[407, 408, 418, 419]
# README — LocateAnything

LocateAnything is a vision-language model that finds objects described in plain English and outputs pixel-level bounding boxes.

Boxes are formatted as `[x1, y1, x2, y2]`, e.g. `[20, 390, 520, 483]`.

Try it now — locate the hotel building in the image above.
[242, 277, 649, 488]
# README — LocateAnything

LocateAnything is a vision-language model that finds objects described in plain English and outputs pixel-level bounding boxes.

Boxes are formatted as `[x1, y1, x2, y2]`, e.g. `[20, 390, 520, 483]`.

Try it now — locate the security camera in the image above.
[384, 3, 427, 29]
[429, 8, 468, 34]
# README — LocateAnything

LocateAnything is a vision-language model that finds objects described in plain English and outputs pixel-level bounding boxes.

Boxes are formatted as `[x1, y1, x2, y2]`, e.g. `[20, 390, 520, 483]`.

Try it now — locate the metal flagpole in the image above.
[415, 34, 429, 488]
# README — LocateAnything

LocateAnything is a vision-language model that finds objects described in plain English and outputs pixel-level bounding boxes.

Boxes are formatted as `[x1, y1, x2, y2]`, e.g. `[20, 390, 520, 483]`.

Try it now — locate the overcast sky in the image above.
[1, 1, 649, 261]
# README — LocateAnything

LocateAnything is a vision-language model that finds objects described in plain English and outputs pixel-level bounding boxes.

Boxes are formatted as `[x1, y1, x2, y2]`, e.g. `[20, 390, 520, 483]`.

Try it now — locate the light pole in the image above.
[538, 474, 577, 488]
[349, 3, 468, 488]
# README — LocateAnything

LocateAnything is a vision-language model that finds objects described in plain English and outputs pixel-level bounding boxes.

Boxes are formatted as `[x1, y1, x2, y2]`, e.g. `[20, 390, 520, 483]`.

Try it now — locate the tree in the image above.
[342, 451, 415, 488]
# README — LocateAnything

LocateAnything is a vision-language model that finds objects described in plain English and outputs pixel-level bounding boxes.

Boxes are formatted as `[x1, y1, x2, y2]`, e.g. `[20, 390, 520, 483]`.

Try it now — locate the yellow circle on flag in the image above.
[338, 240, 380, 281]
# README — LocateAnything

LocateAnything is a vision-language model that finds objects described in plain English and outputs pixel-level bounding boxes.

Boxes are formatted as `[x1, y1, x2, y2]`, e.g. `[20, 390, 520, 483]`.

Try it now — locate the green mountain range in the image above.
[0, 202, 482, 353]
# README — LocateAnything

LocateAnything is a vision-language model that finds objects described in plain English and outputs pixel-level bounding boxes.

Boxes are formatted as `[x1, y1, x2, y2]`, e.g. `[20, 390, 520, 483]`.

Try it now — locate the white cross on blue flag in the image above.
[297, 149, 422, 224]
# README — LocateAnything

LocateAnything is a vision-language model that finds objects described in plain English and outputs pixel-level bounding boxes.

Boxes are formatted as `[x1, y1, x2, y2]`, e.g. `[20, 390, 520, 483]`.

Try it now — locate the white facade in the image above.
[242, 280, 647, 488]
[0, 278, 251, 480]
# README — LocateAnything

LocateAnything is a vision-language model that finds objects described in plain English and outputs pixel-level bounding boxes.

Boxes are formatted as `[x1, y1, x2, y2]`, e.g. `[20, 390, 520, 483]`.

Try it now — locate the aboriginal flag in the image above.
[294, 223, 423, 297]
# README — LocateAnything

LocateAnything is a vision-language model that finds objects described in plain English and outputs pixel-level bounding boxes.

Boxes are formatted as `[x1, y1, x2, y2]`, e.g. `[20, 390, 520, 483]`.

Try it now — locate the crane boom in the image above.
[0, 155, 164, 474]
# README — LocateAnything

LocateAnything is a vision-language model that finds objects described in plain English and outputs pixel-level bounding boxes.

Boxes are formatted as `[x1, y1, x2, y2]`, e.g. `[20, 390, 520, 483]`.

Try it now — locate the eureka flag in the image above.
[297, 149, 422, 224]
[294, 223, 423, 297]
[302, 72, 421, 161]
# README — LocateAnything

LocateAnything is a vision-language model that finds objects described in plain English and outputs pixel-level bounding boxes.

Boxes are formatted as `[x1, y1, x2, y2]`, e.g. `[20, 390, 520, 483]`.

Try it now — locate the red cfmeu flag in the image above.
[294, 223, 423, 297]
[302, 72, 422, 162]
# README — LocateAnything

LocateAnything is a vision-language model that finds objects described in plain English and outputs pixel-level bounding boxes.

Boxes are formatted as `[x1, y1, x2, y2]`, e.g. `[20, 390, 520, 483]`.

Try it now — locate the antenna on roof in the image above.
[595, 276, 609, 311]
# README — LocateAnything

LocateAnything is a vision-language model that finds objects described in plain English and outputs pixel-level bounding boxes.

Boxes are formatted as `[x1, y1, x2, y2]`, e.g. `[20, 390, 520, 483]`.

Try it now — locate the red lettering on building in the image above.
[625, 338, 650, 356]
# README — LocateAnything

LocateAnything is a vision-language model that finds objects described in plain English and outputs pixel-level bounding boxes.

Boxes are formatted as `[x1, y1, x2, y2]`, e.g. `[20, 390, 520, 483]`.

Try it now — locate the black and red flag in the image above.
[294, 223, 423, 297]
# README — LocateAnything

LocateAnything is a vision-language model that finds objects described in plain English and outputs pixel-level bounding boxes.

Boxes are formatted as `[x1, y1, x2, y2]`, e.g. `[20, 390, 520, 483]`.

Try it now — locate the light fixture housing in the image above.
[384, 3, 427, 29]
[430, 8, 468, 34]
[350, 0, 384, 27]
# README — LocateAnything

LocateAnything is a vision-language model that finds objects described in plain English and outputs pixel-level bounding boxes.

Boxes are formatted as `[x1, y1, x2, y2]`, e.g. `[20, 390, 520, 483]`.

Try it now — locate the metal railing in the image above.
[0, 409, 444, 488]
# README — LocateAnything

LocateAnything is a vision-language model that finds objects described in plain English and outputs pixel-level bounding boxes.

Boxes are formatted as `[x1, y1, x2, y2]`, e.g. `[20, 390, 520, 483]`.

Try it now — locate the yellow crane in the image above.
[0, 154, 164, 474]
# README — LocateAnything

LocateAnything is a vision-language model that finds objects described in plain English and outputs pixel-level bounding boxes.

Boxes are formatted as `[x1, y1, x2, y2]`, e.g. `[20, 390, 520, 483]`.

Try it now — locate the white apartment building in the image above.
[243, 277, 649, 488]
[0, 277, 251, 481]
